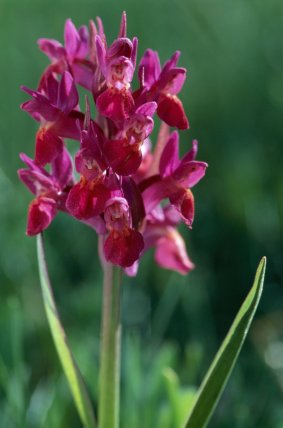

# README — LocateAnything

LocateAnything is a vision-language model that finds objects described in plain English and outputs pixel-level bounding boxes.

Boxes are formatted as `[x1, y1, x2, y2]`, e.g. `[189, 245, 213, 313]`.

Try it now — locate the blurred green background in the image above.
[1, 0, 283, 427]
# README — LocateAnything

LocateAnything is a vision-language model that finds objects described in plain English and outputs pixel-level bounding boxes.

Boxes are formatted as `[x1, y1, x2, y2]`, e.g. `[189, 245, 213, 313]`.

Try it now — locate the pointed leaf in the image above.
[37, 234, 96, 428]
[183, 257, 266, 428]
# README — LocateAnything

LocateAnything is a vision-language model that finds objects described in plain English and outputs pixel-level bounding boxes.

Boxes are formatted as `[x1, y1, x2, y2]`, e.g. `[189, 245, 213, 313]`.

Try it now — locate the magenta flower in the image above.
[18, 148, 73, 235]
[137, 50, 189, 129]
[144, 205, 195, 275]
[95, 31, 138, 121]
[19, 12, 207, 273]
[141, 132, 207, 228]
[38, 19, 94, 90]
[125, 204, 194, 276]
[21, 71, 83, 140]
[66, 118, 113, 220]
[103, 101, 157, 175]
[104, 197, 144, 267]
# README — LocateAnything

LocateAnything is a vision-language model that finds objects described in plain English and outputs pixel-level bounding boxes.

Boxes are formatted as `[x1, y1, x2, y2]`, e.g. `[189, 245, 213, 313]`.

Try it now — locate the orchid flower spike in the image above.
[19, 11, 207, 274]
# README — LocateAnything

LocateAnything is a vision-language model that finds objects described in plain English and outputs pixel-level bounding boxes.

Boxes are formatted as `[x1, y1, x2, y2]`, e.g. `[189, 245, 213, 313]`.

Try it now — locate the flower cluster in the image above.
[18, 12, 207, 275]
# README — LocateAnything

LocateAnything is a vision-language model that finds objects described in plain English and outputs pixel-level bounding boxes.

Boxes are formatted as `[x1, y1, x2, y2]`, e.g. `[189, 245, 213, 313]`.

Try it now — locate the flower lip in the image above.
[103, 138, 143, 176]
[104, 228, 144, 267]
[26, 196, 57, 236]
[35, 127, 63, 166]
[96, 86, 134, 121]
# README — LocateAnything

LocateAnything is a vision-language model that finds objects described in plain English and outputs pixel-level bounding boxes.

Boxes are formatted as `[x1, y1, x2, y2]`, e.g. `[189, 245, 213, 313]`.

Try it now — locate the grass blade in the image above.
[183, 257, 266, 428]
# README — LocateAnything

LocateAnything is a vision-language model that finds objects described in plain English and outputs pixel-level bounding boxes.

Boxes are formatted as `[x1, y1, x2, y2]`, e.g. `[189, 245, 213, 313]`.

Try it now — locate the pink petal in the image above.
[96, 17, 105, 38]
[72, 60, 95, 90]
[82, 215, 107, 234]
[50, 110, 84, 140]
[64, 19, 80, 61]
[19, 153, 50, 175]
[21, 86, 59, 122]
[107, 38, 133, 60]
[124, 260, 139, 277]
[95, 35, 107, 76]
[18, 168, 55, 196]
[170, 189, 195, 227]
[37, 38, 66, 61]
[133, 139, 153, 183]
[131, 37, 138, 68]
[155, 228, 194, 274]
[122, 177, 145, 229]
[125, 114, 154, 143]
[157, 94, 189, 130]
[138, 49, 161, 88]
[135, 101, 157, 117]
[77, 26, 89, 58]
[163, 204, 181, 225]
[52, 147, 73, 189]
[142, 177, 177, 214]
[158, 68, 186, 95]
[66, 182, 93, 219]
[181, 139, 198, 163]
[159, 131, 180, 177]
[89, 20, 98, 62]
[173, 160, 208, 188]
[66, 180, 108, 219]
[44, 73, 60, 106]
[26, 197, 56, 236]
[57, 71, 79, 114]
[161, 51, 181, 75]
[75, 125, 106, 179]
[38, 64, 65, 95]
[20, 101, 41, 122]
[118, 11, 127, 38]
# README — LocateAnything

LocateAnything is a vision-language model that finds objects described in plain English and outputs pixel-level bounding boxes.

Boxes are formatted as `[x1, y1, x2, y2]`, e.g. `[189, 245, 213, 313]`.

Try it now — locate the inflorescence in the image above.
[18, 12, 207, 275]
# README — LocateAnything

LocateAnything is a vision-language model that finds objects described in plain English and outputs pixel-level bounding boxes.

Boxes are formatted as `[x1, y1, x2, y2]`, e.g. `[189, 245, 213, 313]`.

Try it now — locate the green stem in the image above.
[36, 234, 96, 428]
[98, 261, 122, 428]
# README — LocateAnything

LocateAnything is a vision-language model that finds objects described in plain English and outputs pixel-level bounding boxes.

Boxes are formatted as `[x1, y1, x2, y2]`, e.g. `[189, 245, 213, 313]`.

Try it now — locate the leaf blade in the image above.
[183, 257, 266, 428]
[37, 233, 96, 428]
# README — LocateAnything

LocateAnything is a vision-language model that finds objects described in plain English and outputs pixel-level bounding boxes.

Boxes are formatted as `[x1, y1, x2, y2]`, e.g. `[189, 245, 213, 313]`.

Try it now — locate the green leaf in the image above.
[37, 234, 96, 428]
[183, 257, 266, 428]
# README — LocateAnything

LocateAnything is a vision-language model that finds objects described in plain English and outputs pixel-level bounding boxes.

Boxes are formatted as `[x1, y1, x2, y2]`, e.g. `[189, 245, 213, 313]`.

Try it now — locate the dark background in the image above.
[0, 0, 283, 427]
